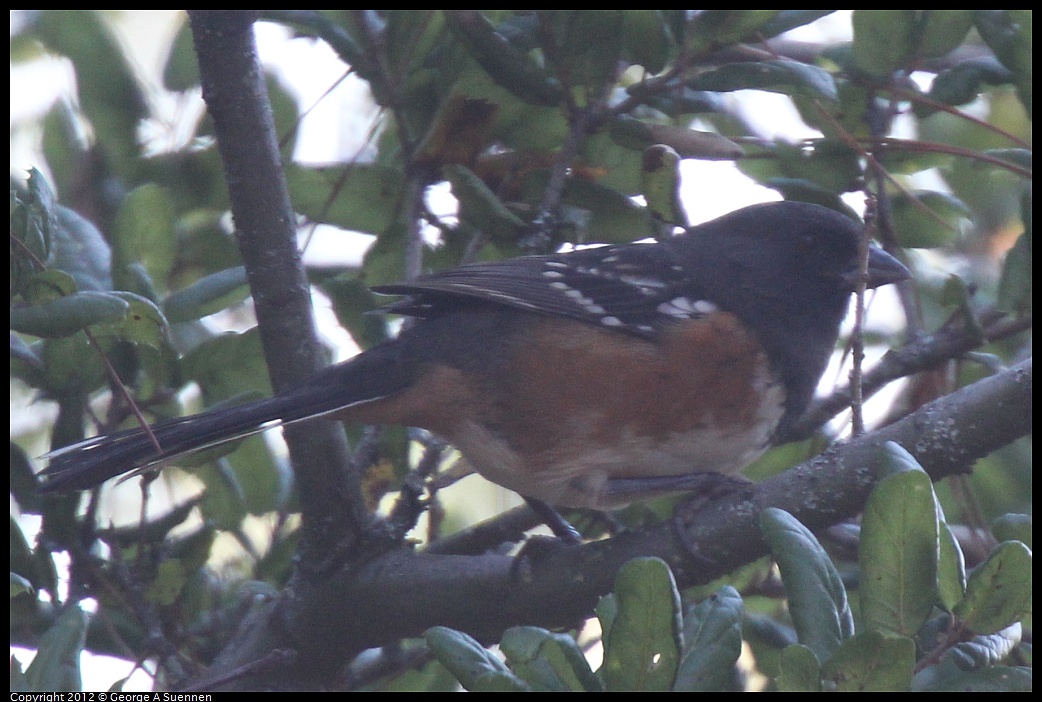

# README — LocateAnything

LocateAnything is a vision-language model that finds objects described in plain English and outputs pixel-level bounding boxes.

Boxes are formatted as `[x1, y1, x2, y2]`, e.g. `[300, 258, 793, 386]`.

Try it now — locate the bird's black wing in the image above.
[372, 241, 716, 339]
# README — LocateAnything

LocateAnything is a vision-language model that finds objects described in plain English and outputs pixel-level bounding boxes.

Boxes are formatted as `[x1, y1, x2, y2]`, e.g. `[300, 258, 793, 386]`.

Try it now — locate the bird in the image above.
[39, 201, 909, 510]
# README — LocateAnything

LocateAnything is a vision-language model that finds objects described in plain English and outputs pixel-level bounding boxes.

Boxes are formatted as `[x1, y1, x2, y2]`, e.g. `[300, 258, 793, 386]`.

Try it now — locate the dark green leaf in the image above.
[425, 626, 529, 692]
[94, 291, 169, 348]
[622, 10, 675, 74]
[601, 557, 681, 691]
[919, 11, 974, 58]
[673, 586, 743, 691]
[937, 511, 968, 612]
[556, 11, 624, 105]
[924, 58, 1014, 112]
[144, 558, 188, 606]
[953, 540, 1032, 635]
[777, 644, 821, 692]
[760, 507, 853, 663]
[49, 205, 113, 293]
[821, 630, 916, 692]
[687, 60, 837, 102]
[996, 231, 1031, 314]
[860, 446, 939, 636]
[36, 10, 147, 177]
[163, 266, 250, 324]
[991, 513, 1031, 549]
[500, 627, 603, 692]
[111, 183, 176, 292]
[686, 11, 782, 53]
[972, 11, 1032, 118]
[286, 164, 402, 236]
[25, 605, 88, 692]
[890, 191, 970, 248]
[852, 10, 917, 77]
[556, 178, 653, 243]
[11, 291, 129, 338]
[444, 11, 562, 106]
[445, 164, 526, 243]
[946, 623, 1022, 670]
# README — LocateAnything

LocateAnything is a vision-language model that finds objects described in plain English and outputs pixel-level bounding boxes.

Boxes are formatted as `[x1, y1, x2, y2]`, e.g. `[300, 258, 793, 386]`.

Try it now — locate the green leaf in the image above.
[852, 10, 917, 77]
[673, 586, 743, 691]
[444, 11, 562, 106]
[163, 266, 250, 324]
[972, 11, 1032, 118]
[559, 178, 653, 243]
[601, 557, 681, 691]
[739, 140, 862, 195]
[821, 630, 916, 692]
[555, 11, 624, 105]
[685, 11, 782, 53]
[953, 540, 1032, 635]
[25, 605, 88, 693]
[890, 191, 970, 248]
[445, 164, 526, 243]
[112, 184, 176, 293]
[22, 167, 56, 255]
[39, 334, 106, 395]
[21, 269, 78, 304]
[760, 508, 854, 663]
[286, 163, 402, 236]
[924, 58, 1013, 112]
[996, 231, 1031, 314]
[687, 60, 838, 102]
[10, 291, 129, 338]
[918, 10, 974, 58]
[622, 10, 675, 74]
[425, 626, 529, 692]
[859, 446, 939, 636]
[777, 644, 822, 692]
[314, 273, 389, 349]
[981, 148, 1032, 173]
[991, 513, 1031, 549]
[500, 627, 603, 692]
[49, 205, 113, 293]
[946, 623, 1022, 670]
[36, 10, 147, 178]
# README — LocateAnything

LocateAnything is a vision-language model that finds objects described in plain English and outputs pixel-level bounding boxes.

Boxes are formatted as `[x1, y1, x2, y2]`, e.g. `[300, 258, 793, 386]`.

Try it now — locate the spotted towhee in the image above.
[39, 201, 909, 509]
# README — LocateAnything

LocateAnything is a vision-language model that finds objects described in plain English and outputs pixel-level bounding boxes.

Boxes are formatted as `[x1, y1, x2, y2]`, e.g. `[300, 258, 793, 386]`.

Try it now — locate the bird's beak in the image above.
[861, 247, 911, 289]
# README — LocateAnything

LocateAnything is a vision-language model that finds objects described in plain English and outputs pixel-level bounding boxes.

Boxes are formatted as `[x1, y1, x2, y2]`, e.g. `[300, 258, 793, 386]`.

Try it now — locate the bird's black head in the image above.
[675, 201, 910, 426]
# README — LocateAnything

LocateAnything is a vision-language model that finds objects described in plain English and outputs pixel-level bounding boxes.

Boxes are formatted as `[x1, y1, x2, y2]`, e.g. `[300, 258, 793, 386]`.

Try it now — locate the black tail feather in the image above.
[38, 342, 415, 494]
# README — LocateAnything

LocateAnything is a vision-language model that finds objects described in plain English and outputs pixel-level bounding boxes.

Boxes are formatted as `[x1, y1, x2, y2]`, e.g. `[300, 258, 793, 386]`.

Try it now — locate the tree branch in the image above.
[191, 358, 1030, 689]
[187, 11, 371, 560]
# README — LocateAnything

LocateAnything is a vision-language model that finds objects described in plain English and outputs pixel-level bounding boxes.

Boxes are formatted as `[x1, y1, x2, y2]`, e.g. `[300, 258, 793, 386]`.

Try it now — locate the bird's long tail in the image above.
[38, 343, 414, 494]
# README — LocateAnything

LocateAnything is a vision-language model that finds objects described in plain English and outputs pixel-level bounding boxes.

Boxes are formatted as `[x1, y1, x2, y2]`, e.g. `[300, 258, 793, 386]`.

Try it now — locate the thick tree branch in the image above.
[187, 11, 370, 559]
